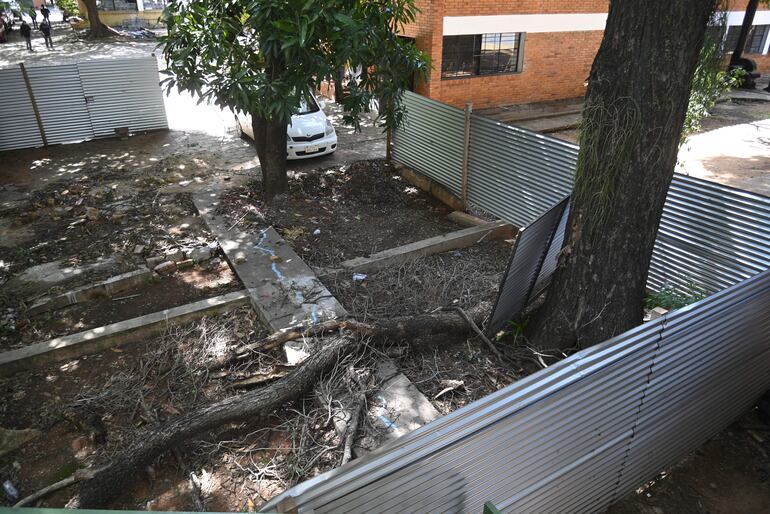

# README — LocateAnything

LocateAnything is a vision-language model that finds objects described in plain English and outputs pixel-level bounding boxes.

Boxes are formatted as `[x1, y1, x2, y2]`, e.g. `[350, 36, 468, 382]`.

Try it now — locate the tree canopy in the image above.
[160, 0, 429, 197]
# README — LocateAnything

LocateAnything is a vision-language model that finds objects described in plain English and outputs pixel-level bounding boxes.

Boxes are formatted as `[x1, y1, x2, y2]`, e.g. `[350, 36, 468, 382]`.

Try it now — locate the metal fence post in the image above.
[461, 102, 473, 208]
[19, 63, 48, 148]
[386, 125, 393, 163]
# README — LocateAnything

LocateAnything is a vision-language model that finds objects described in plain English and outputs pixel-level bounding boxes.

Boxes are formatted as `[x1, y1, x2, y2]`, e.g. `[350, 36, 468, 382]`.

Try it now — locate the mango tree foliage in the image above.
[160, 0, 429, 198]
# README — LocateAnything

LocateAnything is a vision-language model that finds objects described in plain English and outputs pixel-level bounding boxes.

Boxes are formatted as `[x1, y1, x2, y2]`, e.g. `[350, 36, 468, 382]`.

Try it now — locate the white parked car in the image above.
[236, 93, 337, 160]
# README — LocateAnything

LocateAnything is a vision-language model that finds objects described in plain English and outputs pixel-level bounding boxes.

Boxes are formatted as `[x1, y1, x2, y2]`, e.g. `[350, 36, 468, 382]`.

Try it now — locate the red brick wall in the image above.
[443, 0, 608, 16]
[439, 30, 603, 108]
[402, 0, 445, 97]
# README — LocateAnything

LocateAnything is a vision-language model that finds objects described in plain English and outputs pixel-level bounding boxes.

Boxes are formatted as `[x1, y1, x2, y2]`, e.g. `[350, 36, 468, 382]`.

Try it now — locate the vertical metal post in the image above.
[386, 126, 393, 163]
[19, 63, 48, 148]
[460, 102, 473, 208]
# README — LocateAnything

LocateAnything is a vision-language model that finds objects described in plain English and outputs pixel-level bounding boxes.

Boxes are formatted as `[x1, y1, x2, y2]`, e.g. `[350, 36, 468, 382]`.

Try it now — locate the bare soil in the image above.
[607, 409, 770, 514]
[215, 159, 462, 268]
[1, 261, 241, 352]
[0, 309, 418, 511]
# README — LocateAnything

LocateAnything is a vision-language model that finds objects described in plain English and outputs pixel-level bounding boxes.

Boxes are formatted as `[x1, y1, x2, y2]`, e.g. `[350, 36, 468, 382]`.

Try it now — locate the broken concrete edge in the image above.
[27, 267, 155, 317]
[353, 359, 440, 458]
[394, 163, 466, 212]
[145, 242, 219, 269]
[318, 220, 514, 280]
[0, 290, 250, 378]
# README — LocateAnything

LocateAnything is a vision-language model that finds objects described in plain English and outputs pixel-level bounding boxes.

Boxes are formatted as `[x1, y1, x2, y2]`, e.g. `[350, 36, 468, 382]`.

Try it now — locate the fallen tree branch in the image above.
[14, 467, 100, 507]
[443, 306, 505, 364]
[69, 304, 490, 508]
[341, 366, 369, 466]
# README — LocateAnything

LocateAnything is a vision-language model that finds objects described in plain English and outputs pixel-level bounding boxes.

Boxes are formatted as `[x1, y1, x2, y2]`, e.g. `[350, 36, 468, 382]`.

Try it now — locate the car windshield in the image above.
[298, 94, 320, 115]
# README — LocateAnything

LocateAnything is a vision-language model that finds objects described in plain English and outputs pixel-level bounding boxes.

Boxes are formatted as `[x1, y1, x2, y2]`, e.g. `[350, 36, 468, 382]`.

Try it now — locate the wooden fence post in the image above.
[19, 63, 48, 148]
[460, 102, 473, 209]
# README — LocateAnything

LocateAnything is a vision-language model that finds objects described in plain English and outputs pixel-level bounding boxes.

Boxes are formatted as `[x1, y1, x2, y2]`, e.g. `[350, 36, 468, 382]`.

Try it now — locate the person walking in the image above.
[20, 20, 32, 51]
[40, 5, 50, 23]
[28, 8, 37, 29]
[40, 20, 53, 50]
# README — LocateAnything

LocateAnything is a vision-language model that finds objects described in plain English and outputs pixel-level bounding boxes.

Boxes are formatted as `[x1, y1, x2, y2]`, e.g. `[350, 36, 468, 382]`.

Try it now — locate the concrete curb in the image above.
[0, 290, 250, 377]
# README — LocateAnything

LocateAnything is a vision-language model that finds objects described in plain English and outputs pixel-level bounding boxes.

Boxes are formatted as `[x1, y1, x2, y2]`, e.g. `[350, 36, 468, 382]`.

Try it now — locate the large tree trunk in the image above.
[69, 305, 489, 508]
[81, 0, 108, 39]
[251, 113, 288, 200]
[250, 56, 289, 200]
[529, 0, 717, 350]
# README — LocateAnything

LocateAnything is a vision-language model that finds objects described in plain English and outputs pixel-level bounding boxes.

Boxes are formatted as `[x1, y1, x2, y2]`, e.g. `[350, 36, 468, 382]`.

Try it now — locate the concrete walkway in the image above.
[193, 188, 347, 331]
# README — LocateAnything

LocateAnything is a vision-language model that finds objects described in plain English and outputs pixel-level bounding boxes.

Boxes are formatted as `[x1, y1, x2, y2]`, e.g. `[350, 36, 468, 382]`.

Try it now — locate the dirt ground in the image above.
[608, 409, 770, 514]
[214, 159, 462, 269]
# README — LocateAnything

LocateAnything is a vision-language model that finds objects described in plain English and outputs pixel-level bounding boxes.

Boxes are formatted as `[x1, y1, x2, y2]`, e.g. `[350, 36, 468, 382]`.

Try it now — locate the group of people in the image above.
[20, 5, 54, 51]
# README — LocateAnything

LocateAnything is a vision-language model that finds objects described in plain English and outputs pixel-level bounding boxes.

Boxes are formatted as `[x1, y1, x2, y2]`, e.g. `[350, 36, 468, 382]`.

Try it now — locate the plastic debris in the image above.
[352, 273, 368, 282]
[3, 479, 19, 502]
[313, 228, 321, 236]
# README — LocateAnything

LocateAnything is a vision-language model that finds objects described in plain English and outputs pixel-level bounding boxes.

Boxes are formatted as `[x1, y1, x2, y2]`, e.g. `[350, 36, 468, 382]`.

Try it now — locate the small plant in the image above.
[14, 246, 32, 262]
[645, 282, 706, 311]
[496, 318, 529, 343]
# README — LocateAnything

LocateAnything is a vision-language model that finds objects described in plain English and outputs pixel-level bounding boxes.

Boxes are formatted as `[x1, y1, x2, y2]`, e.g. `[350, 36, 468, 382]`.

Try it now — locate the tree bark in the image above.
[81, 0, 108, 39]
[251, 112, 288, 200]
[529, 0, 718, 350]
[69, 305, 489, 508]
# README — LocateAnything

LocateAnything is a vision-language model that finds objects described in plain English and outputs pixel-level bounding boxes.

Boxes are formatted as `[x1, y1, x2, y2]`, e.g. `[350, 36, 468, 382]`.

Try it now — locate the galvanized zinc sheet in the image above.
[613, 269, 770, 498]
[26, 64, 95, 145]
[262, 318, 665, 513]
[264, 269, 770, 514]
[77, 57, 168, 138]
[649, 174, 770, 295]
[392, 93, 770, 298]
[468, 114, 576, 227]
[487, 197, 569, 334]
[0, 67, 44, 151]
[392, 91, 466, 195]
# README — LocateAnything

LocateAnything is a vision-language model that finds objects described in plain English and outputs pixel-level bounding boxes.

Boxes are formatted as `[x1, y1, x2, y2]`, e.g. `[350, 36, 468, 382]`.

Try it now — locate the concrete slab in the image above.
[4, 256, 122, 296]
[193, 189, 347, 331]
[27, 267, 154, 316]
[0, 290, 250, 377]
[355, 360, 441, 456]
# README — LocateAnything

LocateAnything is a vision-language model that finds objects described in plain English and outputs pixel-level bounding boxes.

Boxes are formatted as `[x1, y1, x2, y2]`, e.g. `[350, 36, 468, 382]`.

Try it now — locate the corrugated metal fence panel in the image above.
[488, 197, 568, 334]
[77, 57, 168, 137]
[648, 174, 770, 295]
[392, 91, 465, 195]
[27, 64, 95, 145]
[532, 202, 570, 296]
[264, 269, 770, 513]
[0, 68, 44, 151]
[468, 114, 576, 227]
[613, 269, 770, 498]
[262, 319, 665, 513]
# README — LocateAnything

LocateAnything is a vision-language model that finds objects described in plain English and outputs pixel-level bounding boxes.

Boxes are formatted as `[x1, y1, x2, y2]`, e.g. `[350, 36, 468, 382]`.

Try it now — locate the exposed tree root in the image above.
[68, 304, 489, 508]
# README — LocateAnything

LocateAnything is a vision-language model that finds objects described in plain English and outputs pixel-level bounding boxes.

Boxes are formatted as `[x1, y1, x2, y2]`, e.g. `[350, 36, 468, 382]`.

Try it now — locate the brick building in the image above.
[403, 0, 770, 109]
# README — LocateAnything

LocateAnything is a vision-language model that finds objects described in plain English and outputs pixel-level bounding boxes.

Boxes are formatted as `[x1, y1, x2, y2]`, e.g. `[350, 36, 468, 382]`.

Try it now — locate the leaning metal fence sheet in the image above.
[487, 197, 569, 334]
[392, 91, 466, 195]
[468, 114, 576, 228]
[263, 269, 770, 513]
[0, 67, 43, 151]
[391, 93, 770, 298]
[613, 269, 770, 500]
[26, 64, 95, 145]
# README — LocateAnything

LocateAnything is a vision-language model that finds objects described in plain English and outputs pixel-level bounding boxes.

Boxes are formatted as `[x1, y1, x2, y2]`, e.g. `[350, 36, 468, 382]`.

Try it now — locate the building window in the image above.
[725, 24, 769, 54]
[441, 33, 524, 79]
